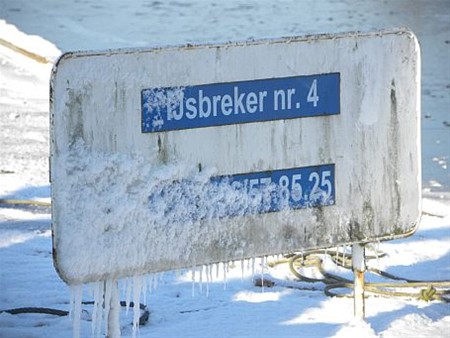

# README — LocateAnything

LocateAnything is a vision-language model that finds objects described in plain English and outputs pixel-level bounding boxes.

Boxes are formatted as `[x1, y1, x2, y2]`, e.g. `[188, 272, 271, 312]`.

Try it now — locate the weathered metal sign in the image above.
[50, 29, 421, 285]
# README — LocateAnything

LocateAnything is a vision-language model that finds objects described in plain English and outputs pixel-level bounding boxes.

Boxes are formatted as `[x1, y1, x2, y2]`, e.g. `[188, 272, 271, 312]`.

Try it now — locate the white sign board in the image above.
[50, 29, 421, 285]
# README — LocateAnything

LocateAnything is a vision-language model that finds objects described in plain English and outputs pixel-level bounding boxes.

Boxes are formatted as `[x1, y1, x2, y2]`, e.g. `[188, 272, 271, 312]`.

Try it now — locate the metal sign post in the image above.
[50, 29, 421, 293]
[352, 244, 366, 320]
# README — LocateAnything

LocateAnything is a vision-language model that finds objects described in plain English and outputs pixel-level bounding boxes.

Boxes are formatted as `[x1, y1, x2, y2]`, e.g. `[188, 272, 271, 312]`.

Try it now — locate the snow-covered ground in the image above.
[0, 1, 449, 337]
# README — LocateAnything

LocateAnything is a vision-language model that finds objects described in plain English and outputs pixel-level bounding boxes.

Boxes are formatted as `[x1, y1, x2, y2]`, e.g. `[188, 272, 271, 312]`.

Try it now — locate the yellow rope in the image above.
[267, 250, 450, 303]
[0, 199, 51, 207]
[0, 38, 51, 64]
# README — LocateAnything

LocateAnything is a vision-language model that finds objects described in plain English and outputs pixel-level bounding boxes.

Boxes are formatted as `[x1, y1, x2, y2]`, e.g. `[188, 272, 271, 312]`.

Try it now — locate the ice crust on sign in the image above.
[141, 87, 185, 131]
[54, 139, 206, 281]
[54, 138, 342, 285]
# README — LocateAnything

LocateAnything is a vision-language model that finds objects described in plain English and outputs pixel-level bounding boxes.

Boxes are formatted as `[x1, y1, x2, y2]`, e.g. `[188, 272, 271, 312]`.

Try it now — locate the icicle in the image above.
[107, 280, 121, 338]
[70, 284, 83, 338]
[215, 262, 220, 280]
[199, 265, 204, 294]
[260, 257, 265, 292]
[223, 262, 228, 290]
[69, 288, 74, 320]
[103, 280, 113, 337]
[191, 267, 196, 297]
[251, 257, 256, 281]
[90, 283, 96, 338]
[240, 259, 245, 282]
[209, 264, 214, 284]
[205, 265, 210, 298]
[132, 275, 142, 337]
[91, 282, 104, 338]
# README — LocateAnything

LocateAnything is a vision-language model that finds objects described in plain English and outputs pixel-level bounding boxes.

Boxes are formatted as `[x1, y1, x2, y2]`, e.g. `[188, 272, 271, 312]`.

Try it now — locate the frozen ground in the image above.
[0, 1, 449, 337]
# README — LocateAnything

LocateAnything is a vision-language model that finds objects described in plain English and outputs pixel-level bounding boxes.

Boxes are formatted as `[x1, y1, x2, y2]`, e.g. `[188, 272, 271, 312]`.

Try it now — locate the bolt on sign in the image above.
[50, 29, 421, 285]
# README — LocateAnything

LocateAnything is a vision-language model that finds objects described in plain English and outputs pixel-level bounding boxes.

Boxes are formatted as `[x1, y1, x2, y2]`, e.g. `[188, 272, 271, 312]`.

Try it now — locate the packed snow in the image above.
[0, 1, 449, 337]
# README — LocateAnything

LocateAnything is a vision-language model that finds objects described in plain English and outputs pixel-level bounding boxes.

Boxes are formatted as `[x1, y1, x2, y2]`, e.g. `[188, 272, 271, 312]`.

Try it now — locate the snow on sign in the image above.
[50, 29, 421, 285]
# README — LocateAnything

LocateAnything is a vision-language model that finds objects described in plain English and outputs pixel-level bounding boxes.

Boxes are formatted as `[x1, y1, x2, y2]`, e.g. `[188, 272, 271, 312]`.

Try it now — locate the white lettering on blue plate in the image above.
[142, 73, 340, 132]
[148, 164, 335, 221]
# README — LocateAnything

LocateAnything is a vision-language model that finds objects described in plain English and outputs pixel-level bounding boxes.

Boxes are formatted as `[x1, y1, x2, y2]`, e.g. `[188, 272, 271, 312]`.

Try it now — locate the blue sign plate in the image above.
[214, 163, 336, 212]
[149, 164, 335, 221]
[142, 73, 340, 132]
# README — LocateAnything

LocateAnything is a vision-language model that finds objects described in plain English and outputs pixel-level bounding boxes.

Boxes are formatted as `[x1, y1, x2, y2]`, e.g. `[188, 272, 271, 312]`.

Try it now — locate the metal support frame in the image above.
[352, 243, 366, 320]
